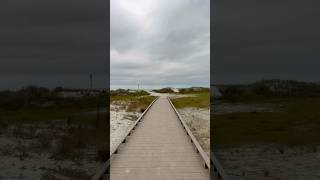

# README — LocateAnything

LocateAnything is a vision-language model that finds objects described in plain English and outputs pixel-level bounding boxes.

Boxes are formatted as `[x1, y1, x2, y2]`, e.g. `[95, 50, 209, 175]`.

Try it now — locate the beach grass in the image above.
[111, 90, 157, 112]
[171, 91, 210, 109]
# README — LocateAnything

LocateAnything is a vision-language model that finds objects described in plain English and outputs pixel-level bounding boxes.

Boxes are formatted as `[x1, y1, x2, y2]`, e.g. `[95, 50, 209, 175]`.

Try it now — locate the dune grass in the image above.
[171, 91, 210, 109]
[213, 97, 320, 147]
[110, 90, 149, 101]
[111, 91, 157, 112]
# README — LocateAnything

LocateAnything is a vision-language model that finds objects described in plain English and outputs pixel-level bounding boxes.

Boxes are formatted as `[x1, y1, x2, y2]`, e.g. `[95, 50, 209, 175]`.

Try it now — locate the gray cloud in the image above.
[0, 0, 107, 89]
[110, 0, 210, 89]
[213, 0, 320, 84]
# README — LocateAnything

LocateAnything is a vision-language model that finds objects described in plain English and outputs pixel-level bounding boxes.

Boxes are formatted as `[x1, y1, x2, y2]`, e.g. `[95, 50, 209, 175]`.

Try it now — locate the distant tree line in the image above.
[218, 79, 320, 101]
[152, 88, 174, 93]
[111, 89, 149, 96]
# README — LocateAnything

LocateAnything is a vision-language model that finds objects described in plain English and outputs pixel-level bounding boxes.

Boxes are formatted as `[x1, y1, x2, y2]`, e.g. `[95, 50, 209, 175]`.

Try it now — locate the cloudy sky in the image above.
[3, 0, 317, 89]
[110, 0, 210, 89]
[0, 0, 107, 90]
[213, 0, 320, 84]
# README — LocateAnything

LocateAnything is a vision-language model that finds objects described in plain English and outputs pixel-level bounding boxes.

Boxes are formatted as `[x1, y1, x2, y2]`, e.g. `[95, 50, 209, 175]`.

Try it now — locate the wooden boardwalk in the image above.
[110, 97, 210, 180]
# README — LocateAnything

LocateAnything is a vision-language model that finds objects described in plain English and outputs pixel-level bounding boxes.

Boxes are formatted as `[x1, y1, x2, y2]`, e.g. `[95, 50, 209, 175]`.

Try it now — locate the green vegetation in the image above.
[179, 87, 210, 94]
[111, 89, 149, 101]
[111, 89, 156, 112]
[214, 80, 320, 147]
[171, 91, 210, 109]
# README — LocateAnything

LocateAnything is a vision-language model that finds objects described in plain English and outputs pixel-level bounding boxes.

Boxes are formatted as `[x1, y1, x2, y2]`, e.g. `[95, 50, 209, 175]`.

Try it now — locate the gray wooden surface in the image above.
[110, 97, 210, 180]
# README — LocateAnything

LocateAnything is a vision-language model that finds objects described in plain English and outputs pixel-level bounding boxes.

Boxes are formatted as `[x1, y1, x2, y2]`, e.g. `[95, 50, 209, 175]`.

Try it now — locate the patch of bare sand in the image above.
[178, 108, 210, 155]
[110, 104, 140, 153]
[215, 144, 320, 180]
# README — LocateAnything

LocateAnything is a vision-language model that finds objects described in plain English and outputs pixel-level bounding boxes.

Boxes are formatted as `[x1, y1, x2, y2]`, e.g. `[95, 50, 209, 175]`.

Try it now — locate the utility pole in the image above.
[138, 84, 139, 90]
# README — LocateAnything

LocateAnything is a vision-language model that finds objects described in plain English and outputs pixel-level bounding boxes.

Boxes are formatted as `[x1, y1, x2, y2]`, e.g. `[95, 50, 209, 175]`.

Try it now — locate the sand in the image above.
[110, 104, 140, 153]
[177, 107, 210, 155]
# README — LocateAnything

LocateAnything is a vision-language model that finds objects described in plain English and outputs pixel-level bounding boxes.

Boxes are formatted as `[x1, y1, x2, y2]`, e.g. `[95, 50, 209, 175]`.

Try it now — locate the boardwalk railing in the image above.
[168, 97, 230, 180]
[91, 97, 159, 180]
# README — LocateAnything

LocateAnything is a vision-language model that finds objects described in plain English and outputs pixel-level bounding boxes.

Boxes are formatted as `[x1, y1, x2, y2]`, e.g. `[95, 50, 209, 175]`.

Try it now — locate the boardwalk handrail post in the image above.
[91, 96, 159, 180]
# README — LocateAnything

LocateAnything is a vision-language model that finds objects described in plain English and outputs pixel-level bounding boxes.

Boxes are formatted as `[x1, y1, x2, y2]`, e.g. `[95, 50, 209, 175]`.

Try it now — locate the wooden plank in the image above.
[110, 161, 205, 168]
[111, 155, 202, 162]
[110, 166, 208, 174]
[110, 173, 209, 180]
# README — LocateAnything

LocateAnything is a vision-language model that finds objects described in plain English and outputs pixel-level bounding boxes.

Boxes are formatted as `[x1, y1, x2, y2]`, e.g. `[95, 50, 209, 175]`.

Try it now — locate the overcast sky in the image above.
[3, 0, 318, 89]
[213, 0, 320, 84]
[0, 0, 107, 90]
[110, 0, 210, 89]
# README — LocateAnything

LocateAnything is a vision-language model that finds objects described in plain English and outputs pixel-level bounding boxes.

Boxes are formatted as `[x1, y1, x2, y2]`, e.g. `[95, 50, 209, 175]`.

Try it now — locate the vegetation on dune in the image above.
[110, 89, 149, 101]
[171, 91, 210, 109]
[126, 96, 156, 112]
[179, 87, 210, 94]
[111, 89, 156, 113]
